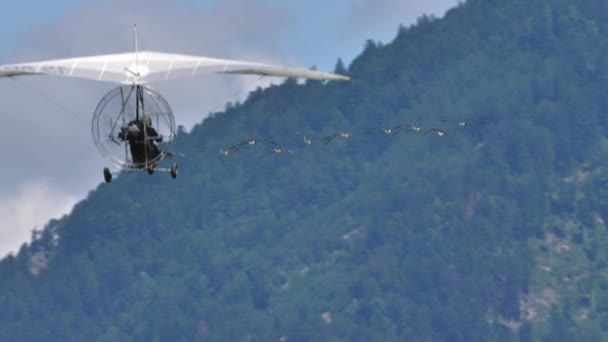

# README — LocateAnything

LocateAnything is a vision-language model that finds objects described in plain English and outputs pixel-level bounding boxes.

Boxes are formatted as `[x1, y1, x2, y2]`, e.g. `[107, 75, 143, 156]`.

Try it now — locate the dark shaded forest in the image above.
[2, 0, 608, 340]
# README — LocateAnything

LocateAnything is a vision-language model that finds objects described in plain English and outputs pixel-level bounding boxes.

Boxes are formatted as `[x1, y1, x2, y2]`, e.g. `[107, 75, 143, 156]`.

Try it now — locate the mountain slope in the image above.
[2, 0, 608, 340]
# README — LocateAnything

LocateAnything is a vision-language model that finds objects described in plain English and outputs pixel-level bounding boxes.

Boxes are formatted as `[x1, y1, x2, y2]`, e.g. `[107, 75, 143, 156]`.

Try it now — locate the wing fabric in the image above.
[0, 51, 350, 84]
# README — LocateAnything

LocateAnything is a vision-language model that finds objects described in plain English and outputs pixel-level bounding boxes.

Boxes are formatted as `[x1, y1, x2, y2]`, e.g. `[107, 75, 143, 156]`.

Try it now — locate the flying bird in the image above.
[259, 139, 295, 159]
[439, 117, 489, 128]
[424, 128, 448, 137]
[406, 124, 423, 133]
[381, 124, 406, 135]
[382, 128, 396, 135]
[323, 132, 352, 145]
[295, 131, 313, 145]
[271, 146, 296, 156]
[228, 138, 260, 153]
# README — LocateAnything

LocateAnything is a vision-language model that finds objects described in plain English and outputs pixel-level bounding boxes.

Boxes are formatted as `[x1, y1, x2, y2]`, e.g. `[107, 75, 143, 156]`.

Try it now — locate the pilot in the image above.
[142, 115, 162, 160]
[119, 115, 162, 167]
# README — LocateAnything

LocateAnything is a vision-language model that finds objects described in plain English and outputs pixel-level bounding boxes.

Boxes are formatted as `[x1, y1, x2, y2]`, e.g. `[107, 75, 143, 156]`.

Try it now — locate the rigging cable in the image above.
[10, 77, 89, 126]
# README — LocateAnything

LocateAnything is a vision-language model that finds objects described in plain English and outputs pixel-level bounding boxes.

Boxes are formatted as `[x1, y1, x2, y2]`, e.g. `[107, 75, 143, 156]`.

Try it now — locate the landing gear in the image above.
[102, 163, 177, 183]
[170, 163, 178, 179]
[103, 167, 112, 183]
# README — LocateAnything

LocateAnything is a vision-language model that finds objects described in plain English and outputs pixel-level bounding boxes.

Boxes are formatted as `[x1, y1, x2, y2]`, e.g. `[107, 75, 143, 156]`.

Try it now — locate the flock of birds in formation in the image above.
[203, 118, 488, 160]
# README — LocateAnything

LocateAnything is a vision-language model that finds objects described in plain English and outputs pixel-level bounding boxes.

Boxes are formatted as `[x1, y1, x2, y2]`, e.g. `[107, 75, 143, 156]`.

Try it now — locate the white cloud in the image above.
[0, 180, 79, 258]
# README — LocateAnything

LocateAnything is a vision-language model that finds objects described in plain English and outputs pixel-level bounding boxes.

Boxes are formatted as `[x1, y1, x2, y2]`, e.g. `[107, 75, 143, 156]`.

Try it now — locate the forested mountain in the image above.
[3, 0, 608, 340]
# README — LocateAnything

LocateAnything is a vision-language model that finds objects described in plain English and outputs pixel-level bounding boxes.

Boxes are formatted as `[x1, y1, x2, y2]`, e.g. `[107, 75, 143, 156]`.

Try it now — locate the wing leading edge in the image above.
[0, 51, 350, 84]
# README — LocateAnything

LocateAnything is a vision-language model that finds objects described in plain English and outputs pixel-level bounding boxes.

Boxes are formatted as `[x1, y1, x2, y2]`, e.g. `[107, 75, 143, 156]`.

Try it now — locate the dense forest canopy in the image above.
[2, 0, 608, 340]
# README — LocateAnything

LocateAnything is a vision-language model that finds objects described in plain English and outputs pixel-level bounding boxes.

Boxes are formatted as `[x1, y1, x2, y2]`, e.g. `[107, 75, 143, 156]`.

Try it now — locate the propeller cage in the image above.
[92, 84, 176, 169]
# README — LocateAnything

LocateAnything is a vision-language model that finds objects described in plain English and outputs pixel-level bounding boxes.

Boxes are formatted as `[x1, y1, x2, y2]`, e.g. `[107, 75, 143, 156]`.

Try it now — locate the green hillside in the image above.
[2, 0, 608, 340]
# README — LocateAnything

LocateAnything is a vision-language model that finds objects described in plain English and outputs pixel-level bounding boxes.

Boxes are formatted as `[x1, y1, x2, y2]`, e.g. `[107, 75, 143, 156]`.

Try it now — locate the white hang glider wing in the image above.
[0, 51, 350, 84]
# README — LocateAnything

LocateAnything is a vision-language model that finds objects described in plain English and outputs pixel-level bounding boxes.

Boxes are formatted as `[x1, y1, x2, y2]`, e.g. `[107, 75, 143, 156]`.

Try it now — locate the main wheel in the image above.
[170, 163, 178, 179]
[103, 167, 112, 183]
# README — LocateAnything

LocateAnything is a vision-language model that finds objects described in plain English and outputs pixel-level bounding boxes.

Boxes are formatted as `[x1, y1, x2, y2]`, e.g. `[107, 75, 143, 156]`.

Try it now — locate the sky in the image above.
[0, 0, 459, 257]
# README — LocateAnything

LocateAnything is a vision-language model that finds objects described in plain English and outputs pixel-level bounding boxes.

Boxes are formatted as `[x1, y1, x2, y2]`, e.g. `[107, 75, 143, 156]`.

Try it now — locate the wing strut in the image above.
[9, 77, 88, 126]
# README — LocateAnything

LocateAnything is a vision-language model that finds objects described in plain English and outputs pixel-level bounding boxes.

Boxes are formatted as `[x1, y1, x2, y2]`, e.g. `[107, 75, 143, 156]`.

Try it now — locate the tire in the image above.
[170, 163, 178, 179]
[103, 168, 112, 183]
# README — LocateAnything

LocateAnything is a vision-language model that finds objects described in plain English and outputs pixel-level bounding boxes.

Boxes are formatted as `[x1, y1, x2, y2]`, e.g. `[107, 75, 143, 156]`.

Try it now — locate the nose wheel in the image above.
[103, 167, 112, 183]
[170, 163, 178, 179]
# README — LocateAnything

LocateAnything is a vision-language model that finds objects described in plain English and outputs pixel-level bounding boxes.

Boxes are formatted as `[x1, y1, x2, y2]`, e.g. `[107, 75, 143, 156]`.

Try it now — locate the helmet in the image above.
[143, 114, 152, 127]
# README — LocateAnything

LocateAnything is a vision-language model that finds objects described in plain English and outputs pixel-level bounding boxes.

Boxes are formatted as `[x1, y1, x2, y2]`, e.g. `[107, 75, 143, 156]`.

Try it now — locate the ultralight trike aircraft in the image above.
[0, 27, 350, 182]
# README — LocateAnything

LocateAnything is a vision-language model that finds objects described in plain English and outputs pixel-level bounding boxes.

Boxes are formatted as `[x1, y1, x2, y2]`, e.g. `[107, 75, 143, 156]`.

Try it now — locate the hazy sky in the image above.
[0, 0, 459, 257]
